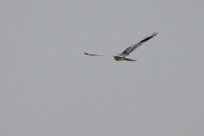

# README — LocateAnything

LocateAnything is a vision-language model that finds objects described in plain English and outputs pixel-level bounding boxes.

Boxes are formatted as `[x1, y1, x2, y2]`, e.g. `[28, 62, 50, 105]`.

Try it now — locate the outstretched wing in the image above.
[121, 32, 158, 56]
[84, 52, 107, 56]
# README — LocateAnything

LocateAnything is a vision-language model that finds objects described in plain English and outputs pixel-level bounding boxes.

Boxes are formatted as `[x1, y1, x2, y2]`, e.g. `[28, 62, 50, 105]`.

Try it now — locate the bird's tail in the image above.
[125, 58, 137, 61]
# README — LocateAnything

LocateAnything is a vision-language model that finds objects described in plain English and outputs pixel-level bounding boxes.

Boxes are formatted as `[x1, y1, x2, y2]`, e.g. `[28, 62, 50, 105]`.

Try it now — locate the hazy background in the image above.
[1, 0, 204, 136]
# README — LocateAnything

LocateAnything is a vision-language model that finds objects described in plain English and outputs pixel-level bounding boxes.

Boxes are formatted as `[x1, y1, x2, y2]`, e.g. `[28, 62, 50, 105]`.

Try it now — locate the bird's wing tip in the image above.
[153, 32, 158, 36]
[84, 52, 89, 55]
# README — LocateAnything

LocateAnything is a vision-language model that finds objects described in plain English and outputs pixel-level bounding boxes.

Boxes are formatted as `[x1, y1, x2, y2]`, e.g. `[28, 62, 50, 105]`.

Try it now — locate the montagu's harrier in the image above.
[84, 32, 157, 61]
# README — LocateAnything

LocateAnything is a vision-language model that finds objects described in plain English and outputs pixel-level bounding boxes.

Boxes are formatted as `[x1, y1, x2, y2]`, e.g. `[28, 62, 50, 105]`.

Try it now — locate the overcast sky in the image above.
[1, 0, 204, 136]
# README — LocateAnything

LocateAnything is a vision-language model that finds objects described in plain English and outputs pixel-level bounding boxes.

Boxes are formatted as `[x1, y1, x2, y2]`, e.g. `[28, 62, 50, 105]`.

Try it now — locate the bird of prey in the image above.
[84, 32, 157, 61]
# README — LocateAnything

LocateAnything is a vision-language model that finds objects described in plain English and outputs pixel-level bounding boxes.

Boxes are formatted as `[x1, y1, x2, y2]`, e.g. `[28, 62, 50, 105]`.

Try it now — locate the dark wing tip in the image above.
[141, 32, 158, 42]
[84, 52, 88, 55]
[149, 32, 158, 38]
[84, 52, 93, 56]
[151, 32, 158, 37]
[84, 52, 99, 56]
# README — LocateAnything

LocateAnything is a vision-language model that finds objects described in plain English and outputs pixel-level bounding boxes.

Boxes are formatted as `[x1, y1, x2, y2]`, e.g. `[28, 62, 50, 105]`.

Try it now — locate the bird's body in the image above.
[84, 32, 157, 62]
[114, 55, 126, 61]
[113, 55, 136, 61]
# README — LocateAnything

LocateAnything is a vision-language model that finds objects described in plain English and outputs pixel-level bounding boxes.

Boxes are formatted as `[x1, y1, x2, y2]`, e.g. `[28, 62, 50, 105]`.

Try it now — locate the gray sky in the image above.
[1, 0, 204, 136]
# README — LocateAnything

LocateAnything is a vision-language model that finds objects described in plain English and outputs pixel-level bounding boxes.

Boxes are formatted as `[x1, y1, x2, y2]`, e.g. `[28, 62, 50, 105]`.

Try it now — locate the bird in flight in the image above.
[84, 32, 158, 61]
